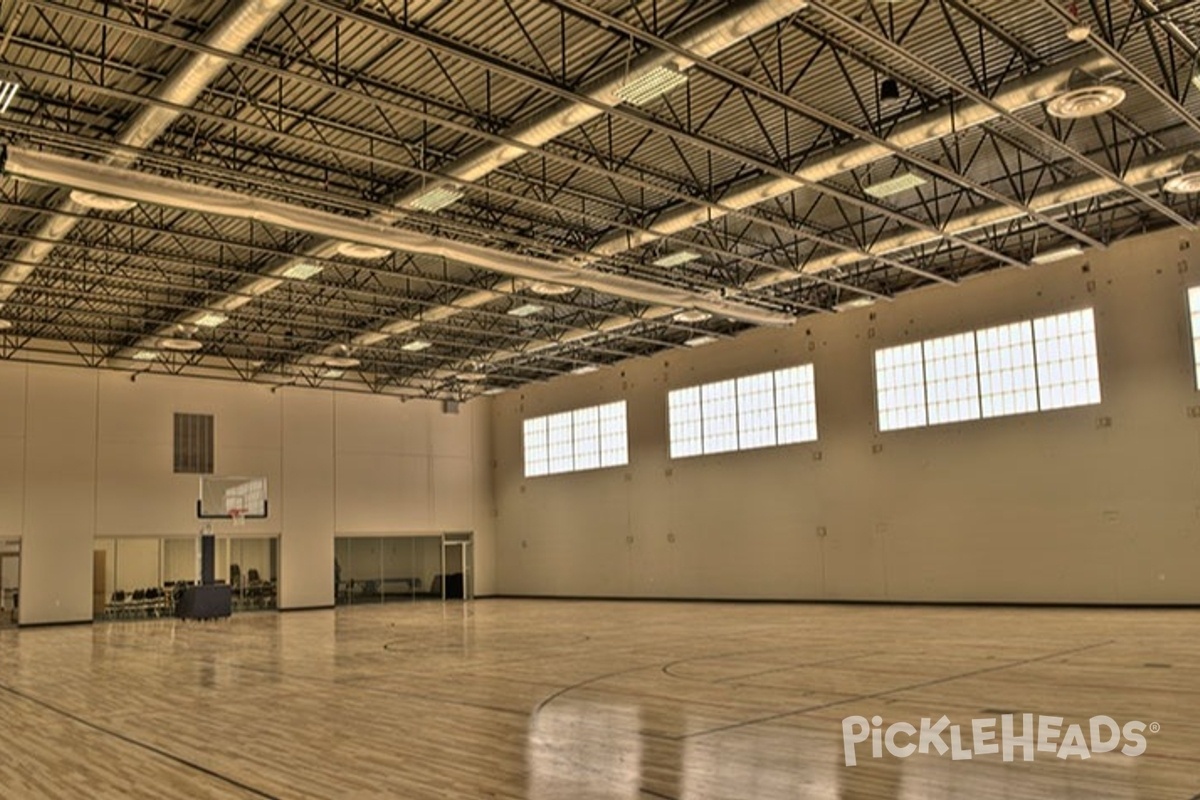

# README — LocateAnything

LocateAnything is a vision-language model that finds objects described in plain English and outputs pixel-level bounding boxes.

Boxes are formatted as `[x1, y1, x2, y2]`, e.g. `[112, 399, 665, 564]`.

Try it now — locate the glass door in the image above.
[441, 533, 473, 601]
[0, 540, 18, 627]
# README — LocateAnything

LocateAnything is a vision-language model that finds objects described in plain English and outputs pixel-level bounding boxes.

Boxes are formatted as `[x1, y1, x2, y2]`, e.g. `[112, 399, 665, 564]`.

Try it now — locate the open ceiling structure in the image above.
[1, 0, 1199, 399]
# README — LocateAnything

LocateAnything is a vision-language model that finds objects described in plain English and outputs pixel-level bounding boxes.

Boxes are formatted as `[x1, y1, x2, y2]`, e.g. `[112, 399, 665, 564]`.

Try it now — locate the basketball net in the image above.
[230, 508, 247, 528]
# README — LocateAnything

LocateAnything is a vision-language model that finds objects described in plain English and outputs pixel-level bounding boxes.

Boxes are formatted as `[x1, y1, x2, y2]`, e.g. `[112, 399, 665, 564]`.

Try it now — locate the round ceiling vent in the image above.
[1045, 84, 1126, 119]
[673, 309, 712, 324]
[159, 337, 204, 352]
[69, 189, 138, 212]
[1165, 171, 1200, 194]
[529, 282, 575, 296]
[336, 242, 391, 260]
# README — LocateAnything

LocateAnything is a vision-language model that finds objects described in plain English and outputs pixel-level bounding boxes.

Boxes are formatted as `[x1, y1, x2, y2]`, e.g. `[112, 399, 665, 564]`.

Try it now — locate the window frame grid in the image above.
[522, 401, 630, 478]
[668, 364, 818, 460]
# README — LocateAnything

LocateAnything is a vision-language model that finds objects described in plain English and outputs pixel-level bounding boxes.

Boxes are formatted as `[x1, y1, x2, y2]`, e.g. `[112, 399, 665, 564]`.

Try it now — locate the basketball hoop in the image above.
[230, 508, 247, 528]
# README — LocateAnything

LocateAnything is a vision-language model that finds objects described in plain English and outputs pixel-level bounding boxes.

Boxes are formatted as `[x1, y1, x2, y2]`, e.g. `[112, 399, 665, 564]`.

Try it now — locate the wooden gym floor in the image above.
[0, 600, 1197, 799]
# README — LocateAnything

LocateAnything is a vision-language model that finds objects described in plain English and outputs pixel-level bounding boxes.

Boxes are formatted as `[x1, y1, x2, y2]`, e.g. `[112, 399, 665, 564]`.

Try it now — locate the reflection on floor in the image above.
[0, 601, 1197, 799]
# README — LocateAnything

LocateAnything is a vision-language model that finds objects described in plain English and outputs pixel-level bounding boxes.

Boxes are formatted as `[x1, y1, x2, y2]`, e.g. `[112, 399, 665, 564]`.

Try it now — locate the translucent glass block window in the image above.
[1188, 286, 1200, 388]
[735, 372, 777, 451]
[924, 332, 981, 426]
[523, 418, 550, 478]
[546, 411, 575, 475]
[875, 343, 927, 432]
[523, 402, 629, 477]
[977, 321, 1039, 419]
[1033, 309, 1102, 411]
[598, 402, 629, 468]
[775, 365, 818, 446]
[668, 388, 704, 459]
[700, 380, 739, 455]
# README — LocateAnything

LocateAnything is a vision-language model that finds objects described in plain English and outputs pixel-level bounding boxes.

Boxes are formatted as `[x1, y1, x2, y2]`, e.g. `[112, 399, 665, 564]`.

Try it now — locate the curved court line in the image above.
[681, 638, 1117, 740]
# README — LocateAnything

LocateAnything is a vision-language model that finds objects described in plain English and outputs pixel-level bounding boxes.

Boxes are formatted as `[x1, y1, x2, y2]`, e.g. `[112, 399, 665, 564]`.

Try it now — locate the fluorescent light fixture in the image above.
[318, 368, 345, 380]
[864, 172, 927, 199]
[337, 242, 391, 260]
[355, 331, 390, 346]
[1031, 245, 1085, 265]
[457, 371, 488, 383]
[674, 309, 712, 324]
[653, 250, 701, 268]
[0, 80, 19, 114]
[69, 189, 137, 212]
[409, 186, 464, 213]
[508, 303, 545, 318]
[834, 297, 877, 312]
[280, 262, 324, 280]
[685, 335, 719, 348]
[571, 365, 599, 376]
[194, 312, 229, 328]
[0, 319, 11, 331]
[616, 64, 689, 106]
[482, 388, 506, 396]
[323, 356, 361, 369]
[132, 349, 161, 361]
[401, 340, 432, 352]
[530, 282, 575, 296]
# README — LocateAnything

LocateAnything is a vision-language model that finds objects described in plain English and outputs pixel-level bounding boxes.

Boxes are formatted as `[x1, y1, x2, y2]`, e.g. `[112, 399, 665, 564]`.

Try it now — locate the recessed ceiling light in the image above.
[653, 250, 701, 268]
[616, 65, 689, 106]
[69, 189, 137, 212]
[158, 337, 204, 352]
[401, 340, 432, 352]
[674, 309, 712, 324]
[530, 282, 575, 296]
[685, 335, 719, 348]
[0, 80, 18, 114]
[864, 172, 927, 199]
[323, 355, 361, 369]
[280, 262, 324, 280]
[1031, 245, 1085, 265]
[508, 303, 544, 318]
[132, 349, 161, 361]
[193, 312, 229, 328]
[409, 186, 464, 212]
[1045, 84, 1126, 119]
[337, 242, 391, 260]
[571, 365, 599, 375]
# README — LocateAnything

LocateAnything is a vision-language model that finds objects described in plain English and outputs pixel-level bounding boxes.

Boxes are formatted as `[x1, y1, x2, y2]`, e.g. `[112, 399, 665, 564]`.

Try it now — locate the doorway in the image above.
[0, 540, 19, 627]
[441, 533, 473, 601]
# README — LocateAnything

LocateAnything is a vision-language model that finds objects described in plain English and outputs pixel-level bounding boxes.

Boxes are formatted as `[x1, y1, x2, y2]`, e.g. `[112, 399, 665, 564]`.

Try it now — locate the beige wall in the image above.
[491, 226, 1200, 604]
[0, 365, 494, 624]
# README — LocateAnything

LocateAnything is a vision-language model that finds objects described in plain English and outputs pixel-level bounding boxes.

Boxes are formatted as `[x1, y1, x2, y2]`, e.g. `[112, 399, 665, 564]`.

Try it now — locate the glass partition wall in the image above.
[335, 536, 449, 605]
[94, 536, 278, 620]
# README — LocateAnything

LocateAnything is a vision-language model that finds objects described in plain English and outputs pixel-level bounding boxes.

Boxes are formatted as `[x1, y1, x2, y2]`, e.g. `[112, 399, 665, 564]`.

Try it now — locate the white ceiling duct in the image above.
[3, 146, 792, 327]
[0, 0, 292, 306]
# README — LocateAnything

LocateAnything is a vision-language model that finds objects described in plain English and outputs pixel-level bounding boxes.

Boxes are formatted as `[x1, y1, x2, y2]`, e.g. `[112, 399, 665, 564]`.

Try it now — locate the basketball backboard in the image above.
[197, 475, 268, 519]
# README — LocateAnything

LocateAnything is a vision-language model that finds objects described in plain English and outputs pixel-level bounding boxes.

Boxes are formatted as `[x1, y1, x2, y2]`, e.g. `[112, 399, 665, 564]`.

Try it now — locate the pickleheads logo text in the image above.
[841, 714, 1156, 767]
